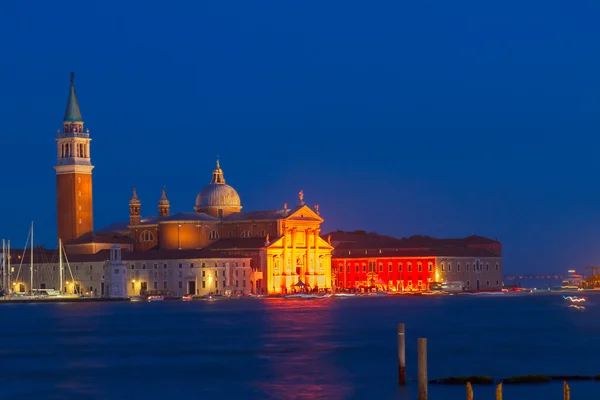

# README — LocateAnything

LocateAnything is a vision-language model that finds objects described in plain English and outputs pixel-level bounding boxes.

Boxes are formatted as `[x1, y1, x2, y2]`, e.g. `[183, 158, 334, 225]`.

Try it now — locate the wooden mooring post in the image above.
[564, 381, 570, 400]
[495, 382, 502, 400]
[397, 323, 406, 385]
[466, 382, 473, 400]
[418, 338, 427, 400]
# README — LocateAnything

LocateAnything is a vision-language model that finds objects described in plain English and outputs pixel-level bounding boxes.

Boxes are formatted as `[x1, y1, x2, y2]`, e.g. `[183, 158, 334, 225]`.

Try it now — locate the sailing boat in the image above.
[11, 222, 39, 299]
[11, 222, 79, 300]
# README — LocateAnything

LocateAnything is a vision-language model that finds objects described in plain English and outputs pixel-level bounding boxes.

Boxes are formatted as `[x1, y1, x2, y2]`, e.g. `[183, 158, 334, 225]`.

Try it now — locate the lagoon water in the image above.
[0, 293, 599, 400]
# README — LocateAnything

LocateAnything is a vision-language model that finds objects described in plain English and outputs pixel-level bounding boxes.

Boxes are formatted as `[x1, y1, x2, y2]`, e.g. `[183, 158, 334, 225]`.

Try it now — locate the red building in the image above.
[329, 231, 503, 292]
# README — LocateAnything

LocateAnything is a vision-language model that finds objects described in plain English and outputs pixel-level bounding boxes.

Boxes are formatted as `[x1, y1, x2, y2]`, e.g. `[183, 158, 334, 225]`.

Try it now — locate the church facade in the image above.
[54, 73, 333, 295]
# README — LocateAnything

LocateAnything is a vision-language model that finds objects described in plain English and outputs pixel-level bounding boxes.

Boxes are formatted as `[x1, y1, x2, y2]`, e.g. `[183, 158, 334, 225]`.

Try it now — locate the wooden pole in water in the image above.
[398, 323, 406, 385]
[418, 338, 427, 400]
[564, 381, 570, 400]
[466, 382, 473, 400]
[495, 382, 502, 400]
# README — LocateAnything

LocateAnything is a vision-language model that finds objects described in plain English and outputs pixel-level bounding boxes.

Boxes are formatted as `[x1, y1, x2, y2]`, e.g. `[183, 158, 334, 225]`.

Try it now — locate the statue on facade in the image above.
[314, 204, 319, 214]
[298, 190, 304, 205]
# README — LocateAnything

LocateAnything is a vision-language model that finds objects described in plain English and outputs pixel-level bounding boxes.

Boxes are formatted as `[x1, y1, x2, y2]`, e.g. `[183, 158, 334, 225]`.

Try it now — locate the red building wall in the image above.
[332, 256, 436, 291]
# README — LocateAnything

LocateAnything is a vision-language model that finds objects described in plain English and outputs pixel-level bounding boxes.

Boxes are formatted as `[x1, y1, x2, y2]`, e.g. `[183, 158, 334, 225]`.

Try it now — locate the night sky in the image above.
[1, 0, 600, 273]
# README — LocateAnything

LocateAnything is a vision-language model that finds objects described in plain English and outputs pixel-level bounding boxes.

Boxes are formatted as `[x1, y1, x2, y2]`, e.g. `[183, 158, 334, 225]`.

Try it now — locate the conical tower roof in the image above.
[64, 72, 83, 122]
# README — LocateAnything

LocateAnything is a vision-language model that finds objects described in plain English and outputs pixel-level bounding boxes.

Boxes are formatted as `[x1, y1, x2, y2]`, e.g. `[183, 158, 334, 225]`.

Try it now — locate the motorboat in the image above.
[147, 295, 164, 302]
[182, 294, 193, 301]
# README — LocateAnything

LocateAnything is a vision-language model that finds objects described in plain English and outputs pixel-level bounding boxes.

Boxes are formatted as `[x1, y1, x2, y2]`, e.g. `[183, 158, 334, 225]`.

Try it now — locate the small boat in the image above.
[182, 294, 193, 301]
[334, 293, 357, 297]
[130, 296, 143, 302]
[147, 295, 164, 302]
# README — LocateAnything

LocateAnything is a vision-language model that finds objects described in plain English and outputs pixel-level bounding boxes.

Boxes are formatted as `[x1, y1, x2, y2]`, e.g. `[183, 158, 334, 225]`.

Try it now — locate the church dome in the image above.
[195, 160, 241, 211]
[196, 183, 241, 208]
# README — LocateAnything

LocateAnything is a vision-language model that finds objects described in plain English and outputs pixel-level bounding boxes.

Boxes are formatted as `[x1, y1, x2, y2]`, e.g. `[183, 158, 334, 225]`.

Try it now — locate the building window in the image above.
[388, 263, 392, 272]
[191, 263, 194, 268]
[241, 230, 252, 238]
[448, 263, 452, 272]
[486, 263, 489, 271]
[441, 263, 445, 272]
[202, 281, 206, 288]
[131, 264, 134, 269]
[486, 280, 490, 286]
[466, 264, 469, 271]
[398, 263, 402, 272]
[153, 281, 158, 289]
[163, 281, 167, 289]
[408, 263, 412, 272]
[362, 264, 366, 272]
[457, 264, 461, 272]
[261, 230, 266, 237]
[142, 264, 146, 269]
[209, 231, 219, 240]
[466, 280, 470, 286]
[178, 281, 183, 288]
[154, 264, 158, 269]
[417, 263, 422, 272]
[140, 231, 154, 242]
[178, 270, 182, 278]
[428, 263, 432, 272]
[495, 263, 499, 271]
[496, 280, 499, 285]
[355, 264, 359, 272]
[378, 263, 383, 272]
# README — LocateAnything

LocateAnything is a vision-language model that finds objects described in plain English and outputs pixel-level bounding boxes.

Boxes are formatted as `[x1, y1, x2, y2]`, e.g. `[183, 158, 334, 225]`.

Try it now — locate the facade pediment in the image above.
[286, 205, 323, 223]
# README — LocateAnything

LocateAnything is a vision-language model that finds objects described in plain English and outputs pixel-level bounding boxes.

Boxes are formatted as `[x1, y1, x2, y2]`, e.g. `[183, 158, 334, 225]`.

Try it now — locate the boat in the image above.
[182, 294, 193, 301]
[147, 295, 164, 302]
[553, 270, 584, 291]
[130, 296, 143, 302]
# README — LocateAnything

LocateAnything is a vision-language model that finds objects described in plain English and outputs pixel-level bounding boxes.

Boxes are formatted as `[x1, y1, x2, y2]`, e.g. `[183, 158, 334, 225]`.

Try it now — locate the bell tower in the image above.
[54, 72, 94, 243]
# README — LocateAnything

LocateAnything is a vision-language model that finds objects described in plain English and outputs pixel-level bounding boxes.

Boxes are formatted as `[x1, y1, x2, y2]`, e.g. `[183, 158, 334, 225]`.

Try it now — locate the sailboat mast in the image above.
[30, 222, 33, 293]
[7, 240, 10, 291]
[59, 238, 63, 293]
[2, 239, 5, 290]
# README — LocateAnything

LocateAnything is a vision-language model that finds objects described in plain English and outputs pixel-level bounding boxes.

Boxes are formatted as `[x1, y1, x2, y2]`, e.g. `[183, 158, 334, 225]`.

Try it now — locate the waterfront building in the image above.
[5, 246, 251, 297]
[329, 231, 503, 291]
[49, 72, 332, 295]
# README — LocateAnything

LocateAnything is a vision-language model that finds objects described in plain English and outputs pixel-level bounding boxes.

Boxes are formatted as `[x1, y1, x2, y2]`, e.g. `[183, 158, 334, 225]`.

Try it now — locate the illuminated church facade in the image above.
[53, 73, 333, 295]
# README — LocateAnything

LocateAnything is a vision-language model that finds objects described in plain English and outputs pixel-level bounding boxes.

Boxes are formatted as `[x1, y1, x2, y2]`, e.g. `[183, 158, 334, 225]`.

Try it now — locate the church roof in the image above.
[204, 237, 272, 250]
[64, 72, 83, 122]
[223, 207, 298, 221]
[160, 212, 218, 222]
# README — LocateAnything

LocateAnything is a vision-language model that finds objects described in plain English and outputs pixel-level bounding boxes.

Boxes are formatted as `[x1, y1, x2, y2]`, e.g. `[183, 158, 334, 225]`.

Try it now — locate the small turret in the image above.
[129, 187, 141, 225]
[158, 186, 170, 217]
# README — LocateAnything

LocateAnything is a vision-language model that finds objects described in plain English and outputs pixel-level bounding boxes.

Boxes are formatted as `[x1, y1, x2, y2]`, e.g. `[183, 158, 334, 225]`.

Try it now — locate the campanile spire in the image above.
[54, 73, 95, 243]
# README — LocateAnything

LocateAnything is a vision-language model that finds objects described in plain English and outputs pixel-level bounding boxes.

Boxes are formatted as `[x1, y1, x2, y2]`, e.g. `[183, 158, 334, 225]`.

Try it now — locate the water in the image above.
[0, 293, 598, 399]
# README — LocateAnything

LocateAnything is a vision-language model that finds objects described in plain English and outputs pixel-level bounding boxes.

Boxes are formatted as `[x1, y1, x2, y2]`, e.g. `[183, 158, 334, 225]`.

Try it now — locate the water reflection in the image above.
[256, 299, 353, 400]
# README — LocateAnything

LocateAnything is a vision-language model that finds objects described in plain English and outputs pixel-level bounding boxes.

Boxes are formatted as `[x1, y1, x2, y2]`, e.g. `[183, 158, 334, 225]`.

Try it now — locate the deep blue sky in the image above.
[1, 0, 600, 273]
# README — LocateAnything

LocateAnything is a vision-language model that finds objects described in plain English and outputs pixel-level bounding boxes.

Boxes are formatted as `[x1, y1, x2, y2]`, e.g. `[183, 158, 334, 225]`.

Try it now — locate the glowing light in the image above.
[563, 296, 586, 303]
